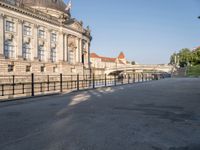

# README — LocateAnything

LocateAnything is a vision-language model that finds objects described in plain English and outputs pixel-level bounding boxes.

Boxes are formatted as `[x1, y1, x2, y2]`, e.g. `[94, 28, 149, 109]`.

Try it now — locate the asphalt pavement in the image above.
[0, 78, 200, 150]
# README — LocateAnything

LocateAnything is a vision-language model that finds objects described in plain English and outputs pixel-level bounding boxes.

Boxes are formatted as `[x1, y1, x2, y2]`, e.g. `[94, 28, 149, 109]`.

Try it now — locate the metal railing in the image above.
[0, 73, 169, 100]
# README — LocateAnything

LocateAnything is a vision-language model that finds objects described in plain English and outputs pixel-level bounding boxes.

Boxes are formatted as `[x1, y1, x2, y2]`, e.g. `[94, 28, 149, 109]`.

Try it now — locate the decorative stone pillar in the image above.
[33, 24, 38, 60]
[46, 29, 51, 62]
[88, 42, 91, 67]
[85, 41, 89, 65]
[58, 31, 64, 62]
[63, 33, 69, 62]
[66, 34, 69, 62]
[17, 19, 23, 59]
[63, 33, 66, 62]
[76, 37, 79, 63]
[79, 39, 83, 63]
[0, 13, 5, 58]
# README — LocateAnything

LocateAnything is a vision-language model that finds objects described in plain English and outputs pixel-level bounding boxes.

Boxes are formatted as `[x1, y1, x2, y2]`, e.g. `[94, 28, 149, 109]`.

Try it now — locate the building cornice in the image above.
[0, 1, 92, 40]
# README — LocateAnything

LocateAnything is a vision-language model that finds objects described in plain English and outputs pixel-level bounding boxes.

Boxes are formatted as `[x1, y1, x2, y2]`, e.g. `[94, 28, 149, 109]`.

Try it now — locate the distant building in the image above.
[0, 0, 92, 75]
[90, 52, 131, 74]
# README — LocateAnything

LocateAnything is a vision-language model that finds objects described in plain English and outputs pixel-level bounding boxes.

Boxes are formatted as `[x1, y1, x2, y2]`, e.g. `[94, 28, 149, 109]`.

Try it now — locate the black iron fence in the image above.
[0, 73, 169, 100]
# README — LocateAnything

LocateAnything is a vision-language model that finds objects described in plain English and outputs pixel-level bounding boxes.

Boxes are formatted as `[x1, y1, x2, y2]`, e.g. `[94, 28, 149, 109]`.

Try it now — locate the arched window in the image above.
[4, 41, 14, 58]
[23, 43, 31, 60]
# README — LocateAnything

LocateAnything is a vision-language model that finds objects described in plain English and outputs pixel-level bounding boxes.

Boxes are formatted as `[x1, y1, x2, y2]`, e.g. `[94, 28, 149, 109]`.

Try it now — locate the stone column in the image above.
[0, 13, 4, 58]
[88, 42, 91, 67]
[85, 42, 89, 65]
[58, 32, 64, 62]
[63, 33, 69, 62]
[66, 34, 69, 62]
[79, 38, 82, 63]
[75, 37, 79, 63]
[33, 24, 38, 60]
[63, 33, 66, 62]
[17, 19, 23, 58]
[46, 29, 51, 62]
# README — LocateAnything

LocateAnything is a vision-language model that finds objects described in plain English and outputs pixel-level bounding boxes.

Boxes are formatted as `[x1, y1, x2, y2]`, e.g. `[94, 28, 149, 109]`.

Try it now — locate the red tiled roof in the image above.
[90, 53, 116, 62]
[101, 57, 116, 63]
[118, 52, 125, 59]
[90, 53, 100, 58]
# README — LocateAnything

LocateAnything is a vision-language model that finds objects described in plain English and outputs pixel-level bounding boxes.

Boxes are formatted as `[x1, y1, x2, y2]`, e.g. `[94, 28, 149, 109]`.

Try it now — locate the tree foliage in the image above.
[170, 48, 200, 67]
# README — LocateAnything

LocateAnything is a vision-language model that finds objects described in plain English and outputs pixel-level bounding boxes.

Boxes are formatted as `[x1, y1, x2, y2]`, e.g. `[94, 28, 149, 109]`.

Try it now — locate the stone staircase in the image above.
[172, 67, 187, 77]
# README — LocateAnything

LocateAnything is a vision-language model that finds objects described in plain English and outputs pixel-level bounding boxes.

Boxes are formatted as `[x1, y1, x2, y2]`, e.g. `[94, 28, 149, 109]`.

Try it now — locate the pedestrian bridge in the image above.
[105, 64, 174, 75]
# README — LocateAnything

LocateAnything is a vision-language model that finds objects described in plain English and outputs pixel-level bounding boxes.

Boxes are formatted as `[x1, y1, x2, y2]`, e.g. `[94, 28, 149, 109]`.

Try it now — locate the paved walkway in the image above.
[0, 78, 200, 150]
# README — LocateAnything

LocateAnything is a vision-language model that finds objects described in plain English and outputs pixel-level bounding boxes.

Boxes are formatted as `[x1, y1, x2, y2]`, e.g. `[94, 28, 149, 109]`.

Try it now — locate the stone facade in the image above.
[0, 0, 92, 76]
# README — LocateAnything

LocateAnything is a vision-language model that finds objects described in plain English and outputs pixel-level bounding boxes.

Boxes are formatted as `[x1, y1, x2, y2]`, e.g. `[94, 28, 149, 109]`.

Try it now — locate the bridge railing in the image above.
[0, 73, 170, 101]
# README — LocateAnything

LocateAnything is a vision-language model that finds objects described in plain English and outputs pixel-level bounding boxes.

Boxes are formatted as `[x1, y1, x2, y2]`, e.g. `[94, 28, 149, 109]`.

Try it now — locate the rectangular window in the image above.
[69, 51, 74, 64]
[38, 46, 44, 61]
[8, 64, 14, 72]
[6, 21, 14, 32]
[53, 67, 57, 73]
[4, 41, 14, 58]
[50, 48, 56, 62]
[24, 26, 31, 36]
[23, 44, 31, 60]
[26, 66, 31, 72]
[51, 33, 57, 42]
[41, 66, 45, 72]
[38, 30, 45, 38]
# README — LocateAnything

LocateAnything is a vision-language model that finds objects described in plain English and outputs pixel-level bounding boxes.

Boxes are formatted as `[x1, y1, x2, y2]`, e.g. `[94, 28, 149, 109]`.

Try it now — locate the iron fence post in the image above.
[47, 75, 50, 91]
[128, 74, 130, 84]
[31, 73, 34, 96]
[105, 74, 107, 87]
[12, 75, 15, 95]
[22, 84, 24, 94]
[2, 85, 4, 96]
[142, 73, 144, 82]
[77, 74, 79, 91]
[93, 73, 95, 89]
[114, 74, 117, 86]
[60, 73, 63, 93]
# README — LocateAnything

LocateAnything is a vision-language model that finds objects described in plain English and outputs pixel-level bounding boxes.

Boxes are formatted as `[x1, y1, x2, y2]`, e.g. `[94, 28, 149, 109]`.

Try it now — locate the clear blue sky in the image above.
[65, 0, 200, 64]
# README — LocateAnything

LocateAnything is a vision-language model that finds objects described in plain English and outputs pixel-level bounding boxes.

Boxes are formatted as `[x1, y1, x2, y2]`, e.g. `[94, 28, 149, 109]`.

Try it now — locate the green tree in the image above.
[131, 61, 136, 65]
[192, 48, 200, 65]
[170, 53, 177, 65]
[178, 48, 192, 67]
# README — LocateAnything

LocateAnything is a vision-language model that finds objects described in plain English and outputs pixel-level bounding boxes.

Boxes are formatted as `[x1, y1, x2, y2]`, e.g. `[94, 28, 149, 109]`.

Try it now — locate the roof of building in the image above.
[118, 52, 125, 59]
[23, 0, 67, 12]
[90, 53, 117, 63]
[90, 53, 125, 64]
[101, 57, 116, 63]
[90, 53, 101, 58]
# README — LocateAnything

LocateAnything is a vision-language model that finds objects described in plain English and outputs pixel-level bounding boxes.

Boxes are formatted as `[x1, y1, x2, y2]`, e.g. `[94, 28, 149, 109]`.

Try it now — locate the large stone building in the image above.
[90, 52, 131, 75]
[0, 0, 92, 75]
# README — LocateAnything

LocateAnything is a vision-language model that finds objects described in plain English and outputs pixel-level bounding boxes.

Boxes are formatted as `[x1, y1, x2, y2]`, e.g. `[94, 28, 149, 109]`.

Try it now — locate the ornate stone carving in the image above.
[6, 34, 14, 41]
[24, 37, 31, 44]
[17, 19, 24, 24]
